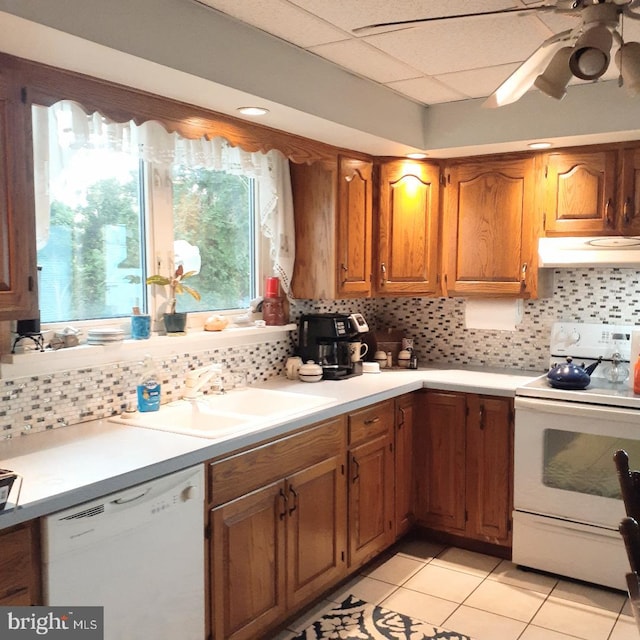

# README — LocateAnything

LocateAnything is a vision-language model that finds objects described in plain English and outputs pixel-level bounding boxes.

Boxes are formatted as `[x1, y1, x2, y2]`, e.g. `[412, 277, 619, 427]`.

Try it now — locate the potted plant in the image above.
[146, 265, 201, 334]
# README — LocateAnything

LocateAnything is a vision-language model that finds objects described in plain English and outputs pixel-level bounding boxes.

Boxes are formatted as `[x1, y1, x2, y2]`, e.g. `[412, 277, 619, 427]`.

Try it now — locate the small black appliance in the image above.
[298, 313, 364, 380]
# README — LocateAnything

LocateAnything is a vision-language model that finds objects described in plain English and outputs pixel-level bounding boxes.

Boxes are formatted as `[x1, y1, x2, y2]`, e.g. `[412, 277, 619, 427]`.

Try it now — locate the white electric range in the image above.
[513, 322, 640, 590]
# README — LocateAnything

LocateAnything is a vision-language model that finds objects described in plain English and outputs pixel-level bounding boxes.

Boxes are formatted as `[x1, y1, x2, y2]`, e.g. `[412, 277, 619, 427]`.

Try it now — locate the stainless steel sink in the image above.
[111, 388, 336, 439]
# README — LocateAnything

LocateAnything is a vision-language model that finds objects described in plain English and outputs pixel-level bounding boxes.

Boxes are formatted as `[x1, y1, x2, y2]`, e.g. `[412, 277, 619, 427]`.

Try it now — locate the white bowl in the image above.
[299, 372, 323, 383]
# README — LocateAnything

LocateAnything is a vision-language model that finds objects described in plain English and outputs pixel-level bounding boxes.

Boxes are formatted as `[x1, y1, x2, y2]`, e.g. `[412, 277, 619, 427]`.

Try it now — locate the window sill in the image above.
[0, 323, 297, 379]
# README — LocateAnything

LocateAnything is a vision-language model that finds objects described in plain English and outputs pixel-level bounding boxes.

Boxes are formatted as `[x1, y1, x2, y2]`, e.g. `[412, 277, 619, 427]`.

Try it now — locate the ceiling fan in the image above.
[353, 0, 640, 108]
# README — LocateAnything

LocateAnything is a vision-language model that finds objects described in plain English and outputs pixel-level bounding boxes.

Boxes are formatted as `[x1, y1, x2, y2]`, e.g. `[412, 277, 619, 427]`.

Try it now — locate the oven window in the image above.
[543, 430, 640, 499]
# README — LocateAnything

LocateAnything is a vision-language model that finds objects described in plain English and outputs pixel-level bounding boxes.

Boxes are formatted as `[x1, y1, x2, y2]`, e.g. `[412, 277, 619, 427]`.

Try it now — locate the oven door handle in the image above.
[515, 396, 640, 422]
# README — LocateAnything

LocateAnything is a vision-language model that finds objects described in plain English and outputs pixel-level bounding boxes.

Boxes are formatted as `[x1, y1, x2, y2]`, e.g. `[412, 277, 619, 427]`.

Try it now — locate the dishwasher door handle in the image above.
[111, 488, 151, 505]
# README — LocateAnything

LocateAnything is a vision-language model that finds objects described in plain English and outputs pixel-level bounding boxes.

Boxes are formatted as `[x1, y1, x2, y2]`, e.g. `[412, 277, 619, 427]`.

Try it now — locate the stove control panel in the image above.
[550, 322, 632, 363]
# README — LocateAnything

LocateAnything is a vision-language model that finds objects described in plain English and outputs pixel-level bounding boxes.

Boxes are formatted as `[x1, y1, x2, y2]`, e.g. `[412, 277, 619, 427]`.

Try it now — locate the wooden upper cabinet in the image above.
[337, 157, 373, 297]
[619, 145, 640, 235]
[443, 155, 536, 297]
[376, 159, 440, 296]
[0, 74, 38, 320]
[290, 155, 372, 299]
[542, 149, 617, 235]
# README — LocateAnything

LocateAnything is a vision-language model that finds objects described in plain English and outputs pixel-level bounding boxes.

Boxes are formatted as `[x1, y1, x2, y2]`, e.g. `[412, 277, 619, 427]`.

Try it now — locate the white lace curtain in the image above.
[32, 100, 296, 296]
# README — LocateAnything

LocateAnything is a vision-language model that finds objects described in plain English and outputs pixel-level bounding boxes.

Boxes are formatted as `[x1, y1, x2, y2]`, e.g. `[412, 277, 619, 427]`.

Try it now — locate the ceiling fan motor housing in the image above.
[569, 4, 620, 80]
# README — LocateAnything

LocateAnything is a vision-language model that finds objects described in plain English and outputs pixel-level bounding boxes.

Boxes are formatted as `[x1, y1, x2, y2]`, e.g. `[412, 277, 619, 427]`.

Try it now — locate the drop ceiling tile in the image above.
[288, 0, 516, 33]
[309, 40, 421, 83]
[434, 63, 521, 99]
[386, 76, 466, 105]
[364, 13, 554, 76]
[197, 0, 348, 47]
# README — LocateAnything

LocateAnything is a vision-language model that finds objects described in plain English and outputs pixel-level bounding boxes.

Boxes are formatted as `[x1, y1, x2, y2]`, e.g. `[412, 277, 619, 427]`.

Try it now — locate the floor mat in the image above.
[291, 594, 471, 639]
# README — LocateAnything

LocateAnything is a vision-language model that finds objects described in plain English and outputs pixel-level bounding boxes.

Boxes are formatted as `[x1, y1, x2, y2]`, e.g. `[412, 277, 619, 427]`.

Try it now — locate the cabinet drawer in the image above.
[348, 400, 394, 446]
[209, 415, 346, 507]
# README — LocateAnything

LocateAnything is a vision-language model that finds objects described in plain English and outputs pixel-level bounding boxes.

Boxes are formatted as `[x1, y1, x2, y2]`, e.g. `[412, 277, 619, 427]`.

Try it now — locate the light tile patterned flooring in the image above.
[271, 539, 638, 640]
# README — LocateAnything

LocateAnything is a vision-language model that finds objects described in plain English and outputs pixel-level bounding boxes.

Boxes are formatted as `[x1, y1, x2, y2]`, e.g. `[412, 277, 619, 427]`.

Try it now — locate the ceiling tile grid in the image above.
[198, 0, 640, 106]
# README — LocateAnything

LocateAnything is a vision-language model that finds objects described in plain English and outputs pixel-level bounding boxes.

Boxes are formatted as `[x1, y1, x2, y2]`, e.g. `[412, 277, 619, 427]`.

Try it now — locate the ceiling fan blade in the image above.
[483, 30, 575, 108]
[353, 5, 557, 35]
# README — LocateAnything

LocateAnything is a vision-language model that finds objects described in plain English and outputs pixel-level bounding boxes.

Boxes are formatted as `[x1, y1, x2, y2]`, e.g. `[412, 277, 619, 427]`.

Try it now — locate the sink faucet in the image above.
[183, 364, 224, 399]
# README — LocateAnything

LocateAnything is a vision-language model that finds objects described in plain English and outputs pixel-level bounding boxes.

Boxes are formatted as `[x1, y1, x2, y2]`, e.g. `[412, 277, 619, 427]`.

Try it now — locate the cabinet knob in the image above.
[520, 263, 528, 290]
[380, 263, 387, 287]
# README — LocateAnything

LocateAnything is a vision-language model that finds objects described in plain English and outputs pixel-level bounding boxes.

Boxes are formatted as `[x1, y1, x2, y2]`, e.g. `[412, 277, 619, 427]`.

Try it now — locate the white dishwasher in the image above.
[42, 465, 205, 640]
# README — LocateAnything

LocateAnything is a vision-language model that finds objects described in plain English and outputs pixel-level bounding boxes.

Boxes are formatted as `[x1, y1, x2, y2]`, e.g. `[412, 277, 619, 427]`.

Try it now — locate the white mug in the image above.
[285, 356, 303, 380]
[347, 341, 369, 362]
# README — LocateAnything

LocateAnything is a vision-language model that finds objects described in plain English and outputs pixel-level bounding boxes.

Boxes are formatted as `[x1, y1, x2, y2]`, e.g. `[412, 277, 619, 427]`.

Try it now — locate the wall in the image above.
[1, 267, 639, 441]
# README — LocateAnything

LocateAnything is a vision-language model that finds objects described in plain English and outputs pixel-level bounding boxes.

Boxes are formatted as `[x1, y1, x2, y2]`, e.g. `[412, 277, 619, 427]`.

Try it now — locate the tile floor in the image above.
[270, 539, 638, 640]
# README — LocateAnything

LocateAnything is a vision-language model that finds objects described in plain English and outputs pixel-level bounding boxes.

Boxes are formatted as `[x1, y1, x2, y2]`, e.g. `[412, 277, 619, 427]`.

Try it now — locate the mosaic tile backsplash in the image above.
[2, 267, 640, 439]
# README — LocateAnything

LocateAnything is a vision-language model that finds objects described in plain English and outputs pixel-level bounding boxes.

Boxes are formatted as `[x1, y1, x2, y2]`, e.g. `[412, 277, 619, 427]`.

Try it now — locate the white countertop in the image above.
[0, 366, 536, 529]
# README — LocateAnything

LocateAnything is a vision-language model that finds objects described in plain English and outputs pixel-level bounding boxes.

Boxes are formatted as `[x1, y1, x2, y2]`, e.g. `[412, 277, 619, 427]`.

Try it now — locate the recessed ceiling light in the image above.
[406, 152, 428, 159]
[237, 106, 269, 116]
[528, 141, 552, 150]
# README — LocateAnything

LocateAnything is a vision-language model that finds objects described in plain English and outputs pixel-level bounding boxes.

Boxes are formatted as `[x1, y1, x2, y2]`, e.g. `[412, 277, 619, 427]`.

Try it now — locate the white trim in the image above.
[0, 324, 297, 379]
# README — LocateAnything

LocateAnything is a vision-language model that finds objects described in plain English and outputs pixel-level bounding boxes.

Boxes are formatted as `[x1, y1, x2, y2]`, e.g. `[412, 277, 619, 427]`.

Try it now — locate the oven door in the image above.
[514, 396, 640, 530]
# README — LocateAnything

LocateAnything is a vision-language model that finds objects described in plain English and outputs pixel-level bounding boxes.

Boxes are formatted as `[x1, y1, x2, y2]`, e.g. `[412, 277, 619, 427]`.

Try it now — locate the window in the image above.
[171, 165, 255, 312]
[33, 101, 293, 328]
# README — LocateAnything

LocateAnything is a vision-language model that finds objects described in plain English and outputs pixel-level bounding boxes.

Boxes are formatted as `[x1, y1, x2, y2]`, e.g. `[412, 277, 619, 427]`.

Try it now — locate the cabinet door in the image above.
[0, 74, 38, 320]
[348, 432, 394, 568]
[211, 482, 287, 640]
[619, 146, 640, 235]
[290, 160, 338, 299]
[414, 390, 466, 534]
[286, 456, 347, 609]
[337, 156, 372, 297]
[395, 394, 415, 538]
[443, 156, 535, 297]
[0, 521, 41, 605]
[377, 159, 440, 295]
[543, 149, 617, 234]
[465, 395, 513, 546]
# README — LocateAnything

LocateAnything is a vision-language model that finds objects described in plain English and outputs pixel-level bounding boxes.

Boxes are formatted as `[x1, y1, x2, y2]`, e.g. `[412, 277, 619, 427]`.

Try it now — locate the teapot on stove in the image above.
[546, 356, 601, 390]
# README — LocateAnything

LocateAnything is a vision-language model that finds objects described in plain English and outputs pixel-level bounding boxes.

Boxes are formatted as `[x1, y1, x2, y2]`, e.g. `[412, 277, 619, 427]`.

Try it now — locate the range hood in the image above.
[538, 237, 640, 268]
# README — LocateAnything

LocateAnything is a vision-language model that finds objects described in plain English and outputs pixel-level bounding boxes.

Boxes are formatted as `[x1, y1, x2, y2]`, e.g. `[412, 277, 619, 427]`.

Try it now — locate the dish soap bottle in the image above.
[634, 355, 640, 395]
[137, 355, 161, 412]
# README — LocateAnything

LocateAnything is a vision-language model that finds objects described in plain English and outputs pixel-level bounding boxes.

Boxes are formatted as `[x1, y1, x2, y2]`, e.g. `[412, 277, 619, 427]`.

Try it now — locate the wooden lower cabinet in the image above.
[414, 390, 513, 548]
[209, 417, 347, 640]
[0, 520, 41, 605]
[395, 394, 415, 538]
[347, 400, 395, 569]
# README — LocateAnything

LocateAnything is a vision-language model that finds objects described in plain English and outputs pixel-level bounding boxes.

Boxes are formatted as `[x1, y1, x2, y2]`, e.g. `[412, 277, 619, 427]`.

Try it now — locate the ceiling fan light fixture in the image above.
[615, 42, 640, 96]
[534, 46, 574, 99]
[569, 24, 613, 80]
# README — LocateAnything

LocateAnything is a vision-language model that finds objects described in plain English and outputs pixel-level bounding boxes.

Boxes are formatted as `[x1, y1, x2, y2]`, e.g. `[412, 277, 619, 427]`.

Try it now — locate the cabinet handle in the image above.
[605, 198, 614, 227]
[442, 273, 449, 297]
[398, 407, 405, 428]
[279, 487, 288, 520]
[520, 263, 528, 290]
[341, 263, 348, 286]
[364, 416, 380, 425]
[380, 262, 387, 287]
[479, 405, 485, 430]
[624, 197, 635, 225]
[288, 485, 298, 515]
[352, 456, 360, 483]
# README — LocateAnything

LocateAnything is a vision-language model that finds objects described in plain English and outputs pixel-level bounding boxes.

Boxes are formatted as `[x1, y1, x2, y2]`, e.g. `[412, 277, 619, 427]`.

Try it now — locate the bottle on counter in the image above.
[137, 355, 161, 412]
[634, 355, 640, 395]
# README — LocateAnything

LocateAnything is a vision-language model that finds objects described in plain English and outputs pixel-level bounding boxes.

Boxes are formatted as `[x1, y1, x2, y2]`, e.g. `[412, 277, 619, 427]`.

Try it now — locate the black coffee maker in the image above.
[298, 313, 363, 380]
